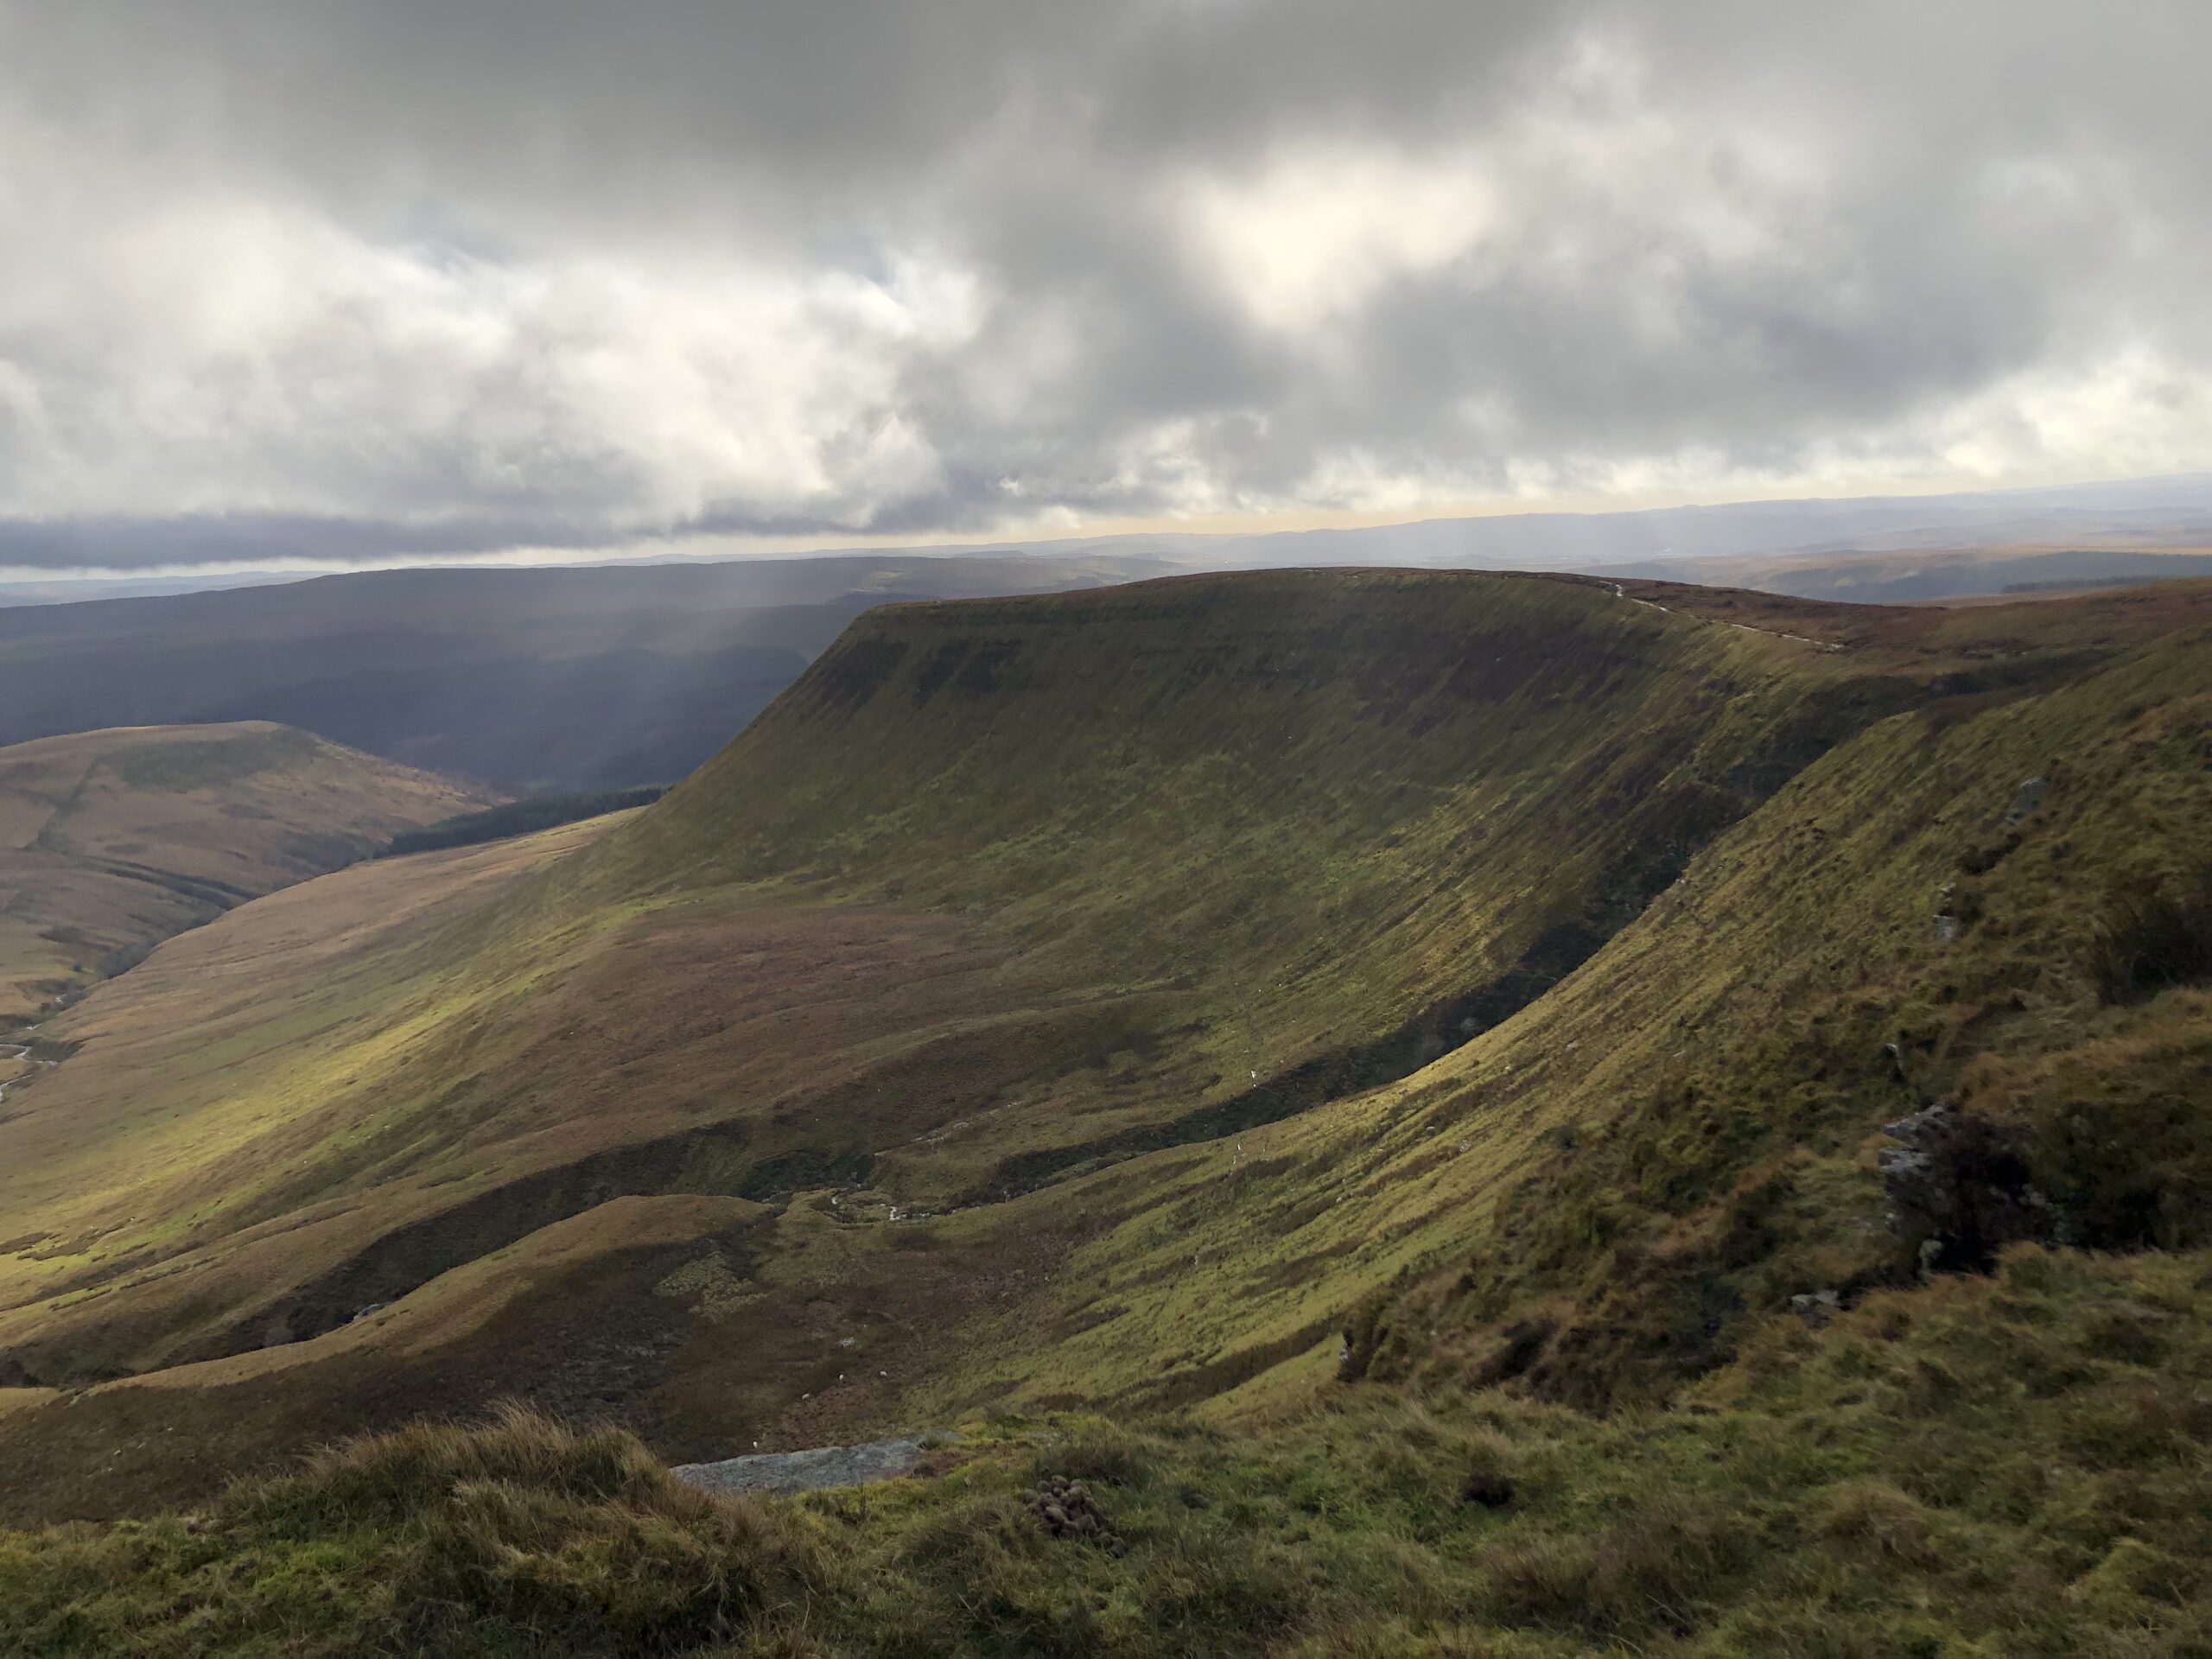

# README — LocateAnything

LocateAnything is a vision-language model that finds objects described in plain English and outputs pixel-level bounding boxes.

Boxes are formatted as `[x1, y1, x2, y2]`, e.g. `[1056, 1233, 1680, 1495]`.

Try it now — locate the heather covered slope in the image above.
[1, 571, 2208, 1557]
[0, 722, 496, 1020]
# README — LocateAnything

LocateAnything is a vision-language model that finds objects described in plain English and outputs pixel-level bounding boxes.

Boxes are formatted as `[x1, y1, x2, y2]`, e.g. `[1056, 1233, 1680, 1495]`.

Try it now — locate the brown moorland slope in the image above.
[0, 573, 1872, 1395]
[0, 721, 497, 1023]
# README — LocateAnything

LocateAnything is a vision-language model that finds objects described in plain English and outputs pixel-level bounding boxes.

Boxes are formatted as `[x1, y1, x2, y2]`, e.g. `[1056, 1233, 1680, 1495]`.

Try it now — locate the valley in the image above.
[0, 555, 1175, 792]
[0, 722, 497, 1023]
[1, 568, 2209, 1651]
[8, 6, 2210, 1648]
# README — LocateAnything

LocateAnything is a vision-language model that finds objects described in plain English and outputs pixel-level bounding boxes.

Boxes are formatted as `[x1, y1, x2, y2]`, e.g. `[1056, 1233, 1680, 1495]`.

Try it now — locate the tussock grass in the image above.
[15, 1246, 2212, 1653]
[2094, 862, 2212, 1005]
[0, 1406, 825, 1656]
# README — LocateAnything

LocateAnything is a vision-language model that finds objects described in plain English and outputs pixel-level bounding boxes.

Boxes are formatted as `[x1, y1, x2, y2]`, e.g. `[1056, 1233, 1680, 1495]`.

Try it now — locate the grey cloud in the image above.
[0, 1, 2207, 567]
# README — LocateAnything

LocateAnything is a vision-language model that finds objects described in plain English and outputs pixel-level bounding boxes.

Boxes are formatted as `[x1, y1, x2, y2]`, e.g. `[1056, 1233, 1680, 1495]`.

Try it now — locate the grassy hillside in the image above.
[893, 601, 2212, 1425]
[0, 555, 1172, 791]
[2, 571, 2209, 1652]
[0, 723, 496, 1022]
[0, 573, 1872, 1408]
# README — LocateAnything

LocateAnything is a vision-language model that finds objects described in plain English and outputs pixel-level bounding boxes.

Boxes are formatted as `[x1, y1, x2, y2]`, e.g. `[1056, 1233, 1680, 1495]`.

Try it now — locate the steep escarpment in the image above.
[594, 571, 1904, 1071]
[1, 571, 2203, 1527]
[923, 608, 2212, 1426]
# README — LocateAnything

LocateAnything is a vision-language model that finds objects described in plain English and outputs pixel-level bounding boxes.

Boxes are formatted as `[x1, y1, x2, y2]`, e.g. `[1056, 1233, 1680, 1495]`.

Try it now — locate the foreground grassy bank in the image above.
[7, 1243, 2210, 1656]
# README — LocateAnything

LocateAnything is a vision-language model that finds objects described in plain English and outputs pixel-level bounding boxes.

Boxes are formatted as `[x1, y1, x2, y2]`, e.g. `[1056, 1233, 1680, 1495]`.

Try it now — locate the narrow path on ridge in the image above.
[1606, 580, 1845, 652]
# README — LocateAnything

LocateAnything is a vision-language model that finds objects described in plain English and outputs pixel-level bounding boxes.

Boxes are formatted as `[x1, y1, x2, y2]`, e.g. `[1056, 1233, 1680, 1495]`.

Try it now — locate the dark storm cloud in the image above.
[0, 1, 2206, 567]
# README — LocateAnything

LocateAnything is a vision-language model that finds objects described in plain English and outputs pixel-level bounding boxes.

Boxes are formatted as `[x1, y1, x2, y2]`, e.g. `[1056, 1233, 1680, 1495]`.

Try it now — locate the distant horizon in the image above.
[5, 467, 2210, 587]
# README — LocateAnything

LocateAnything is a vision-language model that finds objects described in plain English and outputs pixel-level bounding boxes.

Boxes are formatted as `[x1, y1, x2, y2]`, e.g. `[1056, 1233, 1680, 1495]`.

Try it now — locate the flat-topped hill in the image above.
[1, 570, 2207, 1542]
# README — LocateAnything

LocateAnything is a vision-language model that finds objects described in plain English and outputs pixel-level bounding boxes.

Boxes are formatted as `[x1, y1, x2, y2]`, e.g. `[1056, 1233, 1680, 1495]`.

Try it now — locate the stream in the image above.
[0, 1039, 54, 1108]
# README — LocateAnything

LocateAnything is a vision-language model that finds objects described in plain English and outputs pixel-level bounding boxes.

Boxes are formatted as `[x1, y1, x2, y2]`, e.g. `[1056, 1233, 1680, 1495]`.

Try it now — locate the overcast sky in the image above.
[0, 1, 2207, 569]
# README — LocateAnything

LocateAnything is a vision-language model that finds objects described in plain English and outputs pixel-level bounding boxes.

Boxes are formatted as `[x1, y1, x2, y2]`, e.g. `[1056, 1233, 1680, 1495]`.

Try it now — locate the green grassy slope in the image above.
[891, 613, 2212, 1426]
[597, 571, 1847, 1050]
[0, 570, 2208, 1624]
[0, 573, 1864, 1402]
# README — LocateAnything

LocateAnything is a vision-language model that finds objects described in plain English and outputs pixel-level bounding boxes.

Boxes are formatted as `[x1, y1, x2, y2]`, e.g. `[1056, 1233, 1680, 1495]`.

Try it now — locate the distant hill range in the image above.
[0, 556, 1173, 791]
[0, 722, 493, 1021]
[3, 477, 2208, 791]
[1192, 475, 2212, 570]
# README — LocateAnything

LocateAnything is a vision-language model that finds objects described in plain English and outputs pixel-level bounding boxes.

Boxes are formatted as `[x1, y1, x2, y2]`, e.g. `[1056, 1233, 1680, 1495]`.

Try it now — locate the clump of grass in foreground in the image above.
[0, 1404, 827, 1656]
[10, 1247, 2212, 1655]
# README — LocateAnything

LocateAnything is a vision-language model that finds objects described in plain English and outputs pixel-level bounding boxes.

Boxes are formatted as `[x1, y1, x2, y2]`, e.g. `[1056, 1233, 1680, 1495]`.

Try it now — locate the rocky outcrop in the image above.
[1879, 1101, 2044, 1272]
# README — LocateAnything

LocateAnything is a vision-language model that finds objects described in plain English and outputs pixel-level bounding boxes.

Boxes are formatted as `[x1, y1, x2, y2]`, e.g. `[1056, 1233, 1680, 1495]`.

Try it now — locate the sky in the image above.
[0, 1, 2208, 571]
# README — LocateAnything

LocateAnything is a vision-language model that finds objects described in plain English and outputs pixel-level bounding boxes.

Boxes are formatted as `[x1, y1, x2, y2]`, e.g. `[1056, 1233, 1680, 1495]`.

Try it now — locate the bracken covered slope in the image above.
[0, 569, 2208, 1560]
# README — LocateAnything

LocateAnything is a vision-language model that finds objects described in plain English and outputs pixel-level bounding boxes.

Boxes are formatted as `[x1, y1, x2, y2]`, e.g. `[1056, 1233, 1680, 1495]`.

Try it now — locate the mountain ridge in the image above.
[0, 571, 2207, 1551]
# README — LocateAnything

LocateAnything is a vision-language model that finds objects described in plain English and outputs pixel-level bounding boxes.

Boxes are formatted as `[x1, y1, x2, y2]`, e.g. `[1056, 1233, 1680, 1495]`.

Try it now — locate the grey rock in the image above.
[1878, 1102, 1955, 1229]
[672, 1433, 948, 1497]
[1882, 1041, 1913, 1085]
[1878, 1099, 2043, 1269]
[1934, 881, 1962, 943]
[1789, 1287, 1843, 1326]
[1025, 1474, 1126, 1554]
[1883, 1100, 1956, 1148]
[2002, 776, 2048, 827]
